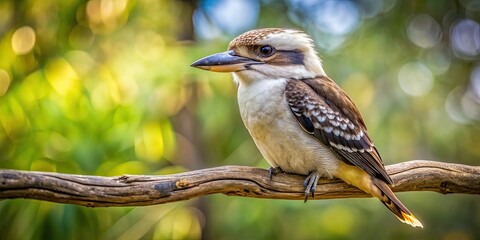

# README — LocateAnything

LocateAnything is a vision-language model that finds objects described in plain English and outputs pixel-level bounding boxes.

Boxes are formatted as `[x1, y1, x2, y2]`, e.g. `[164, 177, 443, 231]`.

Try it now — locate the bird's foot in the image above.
[303, 172, 320, 203]
[268, 167, 284, 180]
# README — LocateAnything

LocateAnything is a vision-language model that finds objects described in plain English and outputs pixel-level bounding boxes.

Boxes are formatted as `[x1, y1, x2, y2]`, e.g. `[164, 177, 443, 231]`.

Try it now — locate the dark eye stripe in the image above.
[243, 45, 305, 65]
[269, 50, 304, 65]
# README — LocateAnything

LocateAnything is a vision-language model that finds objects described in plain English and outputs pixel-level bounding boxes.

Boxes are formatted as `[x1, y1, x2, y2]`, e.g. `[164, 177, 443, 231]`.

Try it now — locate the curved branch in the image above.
[0, 160, 479, 207]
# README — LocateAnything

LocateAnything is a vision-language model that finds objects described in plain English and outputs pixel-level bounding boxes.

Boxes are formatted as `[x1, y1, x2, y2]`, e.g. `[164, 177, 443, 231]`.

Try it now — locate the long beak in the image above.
[191, 50, 262, 72]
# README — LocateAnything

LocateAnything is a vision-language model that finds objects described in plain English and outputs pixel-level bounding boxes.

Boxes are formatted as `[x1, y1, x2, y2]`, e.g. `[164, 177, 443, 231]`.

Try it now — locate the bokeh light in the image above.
[11, 26, 36, 55]
[444, 76, 480, 124]
[407, 14, 442, 49]
[458, 65, 480, 121]
[461, 89, 480, 120]
[135, 122, 165, 162]
[86, 0, 128, 33]
[0, 69, 11, 96]
[311, 0, 360, 36]
[450, 18, 480, 59]
[445, 87, 470, 124]
[471, 65, 480, 102]
[287, 0, 361, 51]
[44, 58, 80, 97]
[398, 61, 434, 96]
[193, 0, 260, 39]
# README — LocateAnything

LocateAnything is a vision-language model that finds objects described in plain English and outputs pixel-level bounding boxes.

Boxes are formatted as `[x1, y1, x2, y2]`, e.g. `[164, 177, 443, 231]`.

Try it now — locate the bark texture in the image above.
[1, 160, 478, 207]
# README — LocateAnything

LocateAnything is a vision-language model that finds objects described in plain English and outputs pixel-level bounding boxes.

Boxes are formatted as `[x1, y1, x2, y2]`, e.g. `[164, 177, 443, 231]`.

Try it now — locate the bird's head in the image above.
[191, 28, 325, 83]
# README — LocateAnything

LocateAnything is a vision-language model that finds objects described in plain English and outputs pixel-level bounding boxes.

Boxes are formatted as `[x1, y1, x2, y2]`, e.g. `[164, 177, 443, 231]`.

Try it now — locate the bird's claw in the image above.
[268, 167, 284, 180]
[303, 172, 320, 202]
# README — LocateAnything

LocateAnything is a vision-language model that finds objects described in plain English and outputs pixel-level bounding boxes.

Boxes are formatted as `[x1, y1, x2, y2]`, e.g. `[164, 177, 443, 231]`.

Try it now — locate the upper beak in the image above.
[191, 50, 262, 72]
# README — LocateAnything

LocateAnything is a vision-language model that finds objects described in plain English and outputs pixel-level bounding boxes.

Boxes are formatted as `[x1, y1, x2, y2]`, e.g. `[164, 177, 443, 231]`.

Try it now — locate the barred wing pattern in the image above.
[285, 78, 393, 184]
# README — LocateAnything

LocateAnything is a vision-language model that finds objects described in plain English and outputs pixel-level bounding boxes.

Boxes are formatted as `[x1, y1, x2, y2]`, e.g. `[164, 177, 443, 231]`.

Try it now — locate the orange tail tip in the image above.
[370, 177, 423, 228]
[400, 212, 423, 228]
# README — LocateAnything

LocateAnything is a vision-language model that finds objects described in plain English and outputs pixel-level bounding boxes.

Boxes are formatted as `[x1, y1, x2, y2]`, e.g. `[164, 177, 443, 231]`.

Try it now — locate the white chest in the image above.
[235, 77, 339, 177]
[237, 79, 287, 134]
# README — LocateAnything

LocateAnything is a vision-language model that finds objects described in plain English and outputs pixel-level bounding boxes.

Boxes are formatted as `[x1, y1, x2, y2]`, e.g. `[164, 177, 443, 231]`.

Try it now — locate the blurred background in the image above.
[1, 0, 479, 239]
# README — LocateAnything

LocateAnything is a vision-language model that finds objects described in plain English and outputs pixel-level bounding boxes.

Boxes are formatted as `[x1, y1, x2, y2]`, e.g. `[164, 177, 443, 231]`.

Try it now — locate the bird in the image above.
[191, 28, 423, 228]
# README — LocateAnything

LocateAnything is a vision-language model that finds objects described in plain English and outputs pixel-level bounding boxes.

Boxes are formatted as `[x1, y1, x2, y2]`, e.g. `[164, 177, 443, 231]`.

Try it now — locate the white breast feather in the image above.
[234, 74, 339, 177]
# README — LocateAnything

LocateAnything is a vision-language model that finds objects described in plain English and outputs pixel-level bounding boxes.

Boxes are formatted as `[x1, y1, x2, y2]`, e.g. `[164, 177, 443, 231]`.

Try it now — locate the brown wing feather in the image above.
[285, 77, 393, 184]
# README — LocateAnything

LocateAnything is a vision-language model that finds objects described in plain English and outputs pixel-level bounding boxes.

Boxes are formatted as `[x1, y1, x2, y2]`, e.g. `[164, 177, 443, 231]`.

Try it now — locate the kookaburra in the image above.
[191, 28, 423, 228]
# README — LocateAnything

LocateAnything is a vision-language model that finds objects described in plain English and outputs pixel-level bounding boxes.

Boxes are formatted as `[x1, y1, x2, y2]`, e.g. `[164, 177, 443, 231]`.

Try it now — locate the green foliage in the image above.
[1, 0, 479, 239]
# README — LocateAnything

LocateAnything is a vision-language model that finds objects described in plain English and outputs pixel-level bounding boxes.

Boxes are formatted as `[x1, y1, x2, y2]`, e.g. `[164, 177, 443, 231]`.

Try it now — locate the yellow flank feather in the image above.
[334, 162, 375, 194]
[335, 162, 423, 228]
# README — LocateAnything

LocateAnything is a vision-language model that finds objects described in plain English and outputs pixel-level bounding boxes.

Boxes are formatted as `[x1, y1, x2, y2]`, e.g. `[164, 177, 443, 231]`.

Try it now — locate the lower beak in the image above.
[191, 50, 261, 72]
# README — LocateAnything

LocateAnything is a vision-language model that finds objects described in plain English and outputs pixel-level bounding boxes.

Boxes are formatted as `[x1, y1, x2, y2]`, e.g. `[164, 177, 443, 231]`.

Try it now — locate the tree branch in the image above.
[0, 160, 478, 207]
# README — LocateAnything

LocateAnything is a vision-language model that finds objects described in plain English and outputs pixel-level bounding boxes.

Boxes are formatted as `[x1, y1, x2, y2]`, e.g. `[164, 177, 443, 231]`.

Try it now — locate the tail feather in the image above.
[371, 177, 423, 228]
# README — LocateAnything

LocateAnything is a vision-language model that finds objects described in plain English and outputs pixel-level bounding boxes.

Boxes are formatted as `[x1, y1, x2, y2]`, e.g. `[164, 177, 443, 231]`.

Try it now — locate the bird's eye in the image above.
[259, 45, 275, 57]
